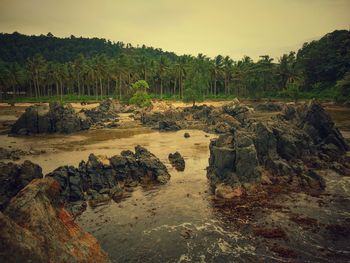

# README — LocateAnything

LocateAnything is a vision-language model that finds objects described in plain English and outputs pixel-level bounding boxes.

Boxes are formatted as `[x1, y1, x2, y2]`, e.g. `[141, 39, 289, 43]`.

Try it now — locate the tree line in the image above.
[0, 30, 349, 101]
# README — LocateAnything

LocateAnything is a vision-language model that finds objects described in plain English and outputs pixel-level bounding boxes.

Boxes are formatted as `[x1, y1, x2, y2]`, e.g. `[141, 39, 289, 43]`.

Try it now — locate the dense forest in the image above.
[0, 30, 349, 102]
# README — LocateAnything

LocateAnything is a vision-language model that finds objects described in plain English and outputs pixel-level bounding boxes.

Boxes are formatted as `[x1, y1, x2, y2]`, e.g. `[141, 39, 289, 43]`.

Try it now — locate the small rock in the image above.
[215, 184, 243, 199]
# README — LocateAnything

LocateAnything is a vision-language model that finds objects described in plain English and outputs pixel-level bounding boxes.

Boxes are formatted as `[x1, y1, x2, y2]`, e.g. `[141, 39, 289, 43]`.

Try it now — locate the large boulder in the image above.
[0, 177, 110, 263]
[11, 104, 50, 134]
[11, 102, 91, 135]
[0, 161, 42, 211]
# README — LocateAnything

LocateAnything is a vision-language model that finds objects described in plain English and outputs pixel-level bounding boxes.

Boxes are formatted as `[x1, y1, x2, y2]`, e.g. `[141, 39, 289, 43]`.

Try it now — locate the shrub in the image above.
[129, 80, 152, 107]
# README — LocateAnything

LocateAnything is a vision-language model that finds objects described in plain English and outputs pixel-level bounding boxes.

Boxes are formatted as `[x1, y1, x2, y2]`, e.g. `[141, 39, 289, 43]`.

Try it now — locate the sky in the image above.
[0, 0, 349, 61]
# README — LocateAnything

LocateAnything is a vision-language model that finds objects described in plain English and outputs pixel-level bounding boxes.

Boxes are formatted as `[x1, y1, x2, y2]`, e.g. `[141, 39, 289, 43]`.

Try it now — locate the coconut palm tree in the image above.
[223, 56, 234, 95]
[212, 55, 224, 97]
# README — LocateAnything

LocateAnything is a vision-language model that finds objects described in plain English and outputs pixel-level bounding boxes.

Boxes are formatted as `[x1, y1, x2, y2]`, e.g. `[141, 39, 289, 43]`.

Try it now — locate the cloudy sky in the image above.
[0, 0, 349, 60]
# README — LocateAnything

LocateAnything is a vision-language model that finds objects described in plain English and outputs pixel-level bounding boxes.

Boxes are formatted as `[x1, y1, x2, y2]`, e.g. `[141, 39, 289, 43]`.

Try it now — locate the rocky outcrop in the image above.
[254, 102, 282, 112]
[168, 152, 185, 171]
[280, 100, 349, 155]
[47, 146, 170, 210]
[11, 102, 91, 135]
[159, 120, 181, 131]
[82, 98, 119, 123]
[0, 161, 42, 211]
[0, 177, 110, 263]
[207, 101, 349, 199]
[0, 147, 25, 160]
[141, 102, 247, 133]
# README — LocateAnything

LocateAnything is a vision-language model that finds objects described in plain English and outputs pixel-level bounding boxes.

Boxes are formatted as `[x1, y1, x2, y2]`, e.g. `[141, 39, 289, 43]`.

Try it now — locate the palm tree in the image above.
[174, 55, 189, 98]
[26, 54, 47, 98]
[74, 54, 86, 97]
[158, 56, 168, 99]
[223, 56, 234, 95]
[212, 55, 224, 97]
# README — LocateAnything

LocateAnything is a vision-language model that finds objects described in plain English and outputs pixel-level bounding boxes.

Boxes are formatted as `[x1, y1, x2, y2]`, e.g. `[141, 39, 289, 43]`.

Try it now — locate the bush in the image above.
[129, 80, 152, 107]
[335, 72, 350, 102]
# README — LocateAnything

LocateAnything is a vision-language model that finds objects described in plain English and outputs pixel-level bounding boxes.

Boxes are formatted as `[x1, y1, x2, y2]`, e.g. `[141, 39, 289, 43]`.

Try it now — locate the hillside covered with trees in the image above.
[0, 30, 349, 102]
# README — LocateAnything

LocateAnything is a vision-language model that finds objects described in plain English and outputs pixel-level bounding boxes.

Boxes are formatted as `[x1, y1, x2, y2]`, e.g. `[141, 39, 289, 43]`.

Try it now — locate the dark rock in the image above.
[168, 152, 185, 171]
[206, 101, 347, 198]
[82, 98, 119, 123]
[0, 161, 42, 211]
[254, 102, 282, 112]
[184, 132, 190, 138]
[222, 102, 252, 122]
[135, 145, 171, 184]
[11, 102, 91, 135]
[159, 120, 181, 131]
[47, 146, 170, 205]
[214, 122, 231, 133]
[281, 100, 349, 154]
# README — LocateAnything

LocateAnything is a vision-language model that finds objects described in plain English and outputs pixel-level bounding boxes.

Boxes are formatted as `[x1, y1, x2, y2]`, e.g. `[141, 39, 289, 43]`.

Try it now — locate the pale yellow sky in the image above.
[0, 0, 349, 60]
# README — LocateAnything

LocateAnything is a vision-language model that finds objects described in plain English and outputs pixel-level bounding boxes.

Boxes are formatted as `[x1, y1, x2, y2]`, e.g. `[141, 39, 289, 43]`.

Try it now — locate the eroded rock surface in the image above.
[0, 160, 42, 210]
[47, 145, 170, 212]
[0, 177, 110, 263]
[11, 102, 91, 134]
[207, 100, 349, 199]
[141, 100, 249, 133]
[82, 98, 119, 124]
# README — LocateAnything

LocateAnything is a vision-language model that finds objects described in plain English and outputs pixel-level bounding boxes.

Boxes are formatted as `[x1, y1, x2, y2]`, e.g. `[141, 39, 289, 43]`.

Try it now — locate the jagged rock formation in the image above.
[141, 101, 250, 133]
[254, 102, 283, 112]
[82, 98, 119, 123]
[168, 151, 185, 171]
[207, 101, 349, 199]
[0, 177, 110, 263]
[10, 99, 124, 135]
[0, 161, 42, 211]
[11, 102, 91, 135]
[47, 145, 170, 211]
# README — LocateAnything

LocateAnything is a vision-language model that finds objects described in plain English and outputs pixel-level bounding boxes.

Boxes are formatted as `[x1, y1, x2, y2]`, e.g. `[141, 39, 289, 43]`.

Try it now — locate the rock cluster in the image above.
[11, 102, 91, 135]
[0, 177, 110, 263]
[0, 147, 25, 161]
[207, 100, 349, 199]
[82, 98, 119, 123]
[0, 160, 42, 211]
[168, 151, 185, 171]
[0, 147, 45, 161]
[47, 145, 170, 211]
[141, 101, 250, 133]
[254, 102, 283, 112]
[10, 99, 124, 135]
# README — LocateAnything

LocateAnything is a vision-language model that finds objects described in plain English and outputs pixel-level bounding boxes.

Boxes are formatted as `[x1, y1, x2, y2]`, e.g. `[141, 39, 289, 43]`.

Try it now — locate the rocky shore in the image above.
[1, 99, 349, 262]
[0, 145, 169, 262]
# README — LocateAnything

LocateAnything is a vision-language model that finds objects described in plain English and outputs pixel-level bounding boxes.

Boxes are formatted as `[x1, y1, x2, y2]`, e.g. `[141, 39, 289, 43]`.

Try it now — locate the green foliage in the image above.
[129, 80, 151, 107]
[131, 80, 149, 92]
[183, 60, 209, 105]
[285, 83, 300, 102]
[0, 30, 349, 102]
[296, 30, 350, 89]
[335, 72, 350, 102]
